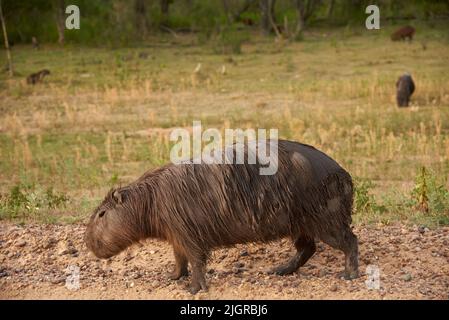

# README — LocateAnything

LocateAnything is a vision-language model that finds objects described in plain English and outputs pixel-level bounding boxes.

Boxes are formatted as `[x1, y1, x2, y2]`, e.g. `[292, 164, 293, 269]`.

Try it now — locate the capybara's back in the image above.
[85, 139, 359, 294]
[391, 26, 415, 41]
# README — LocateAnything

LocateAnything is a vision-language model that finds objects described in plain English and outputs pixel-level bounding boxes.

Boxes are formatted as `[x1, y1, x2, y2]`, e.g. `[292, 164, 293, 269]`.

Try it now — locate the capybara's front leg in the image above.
[168, 248, 188, 280]
[188, 254, 208, 294]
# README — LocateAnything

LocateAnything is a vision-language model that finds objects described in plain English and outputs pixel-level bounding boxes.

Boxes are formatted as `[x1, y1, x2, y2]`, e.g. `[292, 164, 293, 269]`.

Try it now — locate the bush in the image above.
[410, 166, 449, 215]
[353, 178, 384, 214]
[0, 184, 69, 221]
[211, 25, 250, 55]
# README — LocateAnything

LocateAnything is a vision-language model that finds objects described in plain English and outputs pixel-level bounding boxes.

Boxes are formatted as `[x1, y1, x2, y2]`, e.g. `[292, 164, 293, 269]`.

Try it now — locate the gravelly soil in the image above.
[0, 222, 448, 300]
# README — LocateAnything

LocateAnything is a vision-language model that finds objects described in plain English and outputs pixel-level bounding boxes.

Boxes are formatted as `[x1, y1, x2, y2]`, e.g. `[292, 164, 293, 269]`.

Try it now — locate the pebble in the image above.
[15, 240, 27, 248]
[330, 284, 338, 292]
[240, 250, 249, 257]
[403, 274, 412, 282]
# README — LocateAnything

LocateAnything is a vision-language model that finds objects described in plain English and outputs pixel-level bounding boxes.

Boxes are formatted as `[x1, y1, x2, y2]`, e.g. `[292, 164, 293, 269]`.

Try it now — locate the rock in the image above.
[50, 277, 65, 284]
[43, 238, 58, 249]
[15, 240, 27, 248]
[207, 268, 215, 274]
[330, 284, 338, 292]
[57, 241, 78, 256]
[240, 250, 249, 257]
[403, 274, 412, 282]
[232, 267, 243, 274]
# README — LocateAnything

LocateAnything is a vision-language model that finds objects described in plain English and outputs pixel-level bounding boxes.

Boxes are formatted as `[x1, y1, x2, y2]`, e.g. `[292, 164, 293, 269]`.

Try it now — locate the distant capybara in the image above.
[240, 17, 255, 26]
[396, 73, 415, 107]
[391, 26, 415, 41]
[26, 69, 50, 85]
[32, 36, 39, 49]
[84, 139, 359, 294]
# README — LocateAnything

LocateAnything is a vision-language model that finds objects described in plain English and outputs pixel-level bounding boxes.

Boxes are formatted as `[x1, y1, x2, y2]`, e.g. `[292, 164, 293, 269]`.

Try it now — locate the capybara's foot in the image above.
[269, 263, 298, 276]
[344, 270, 359, 280]
[187, 279, 208, 294]
[338, 270, 359, 280]
[168, 268, 188, 280]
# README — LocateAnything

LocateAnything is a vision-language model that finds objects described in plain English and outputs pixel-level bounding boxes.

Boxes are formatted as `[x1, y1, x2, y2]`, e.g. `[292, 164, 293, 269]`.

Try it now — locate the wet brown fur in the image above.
[85, 140, 359, 293]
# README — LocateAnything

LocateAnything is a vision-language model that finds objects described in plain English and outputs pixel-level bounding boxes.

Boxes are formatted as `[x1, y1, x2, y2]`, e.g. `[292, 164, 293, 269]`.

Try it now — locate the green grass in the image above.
[1, 22, 449, 226]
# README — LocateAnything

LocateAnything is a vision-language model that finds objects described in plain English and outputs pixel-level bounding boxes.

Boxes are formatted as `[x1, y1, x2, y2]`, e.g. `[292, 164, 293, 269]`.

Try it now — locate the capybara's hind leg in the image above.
[188, 254, 208, 294]
[270, 237, 316, 275]
[321, 228, 359, 280]
[168, 248, 188, 280]
[342, 230, 359, 279]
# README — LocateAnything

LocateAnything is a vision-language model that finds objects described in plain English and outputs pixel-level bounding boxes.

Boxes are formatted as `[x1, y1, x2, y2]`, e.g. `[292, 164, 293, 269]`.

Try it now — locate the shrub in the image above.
[0, 184, 69, 220]
[410, 166, 449, 215]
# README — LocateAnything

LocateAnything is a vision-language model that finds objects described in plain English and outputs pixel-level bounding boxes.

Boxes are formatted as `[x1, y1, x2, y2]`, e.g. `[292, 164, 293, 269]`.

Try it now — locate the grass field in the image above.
[1, 23, 449, 226]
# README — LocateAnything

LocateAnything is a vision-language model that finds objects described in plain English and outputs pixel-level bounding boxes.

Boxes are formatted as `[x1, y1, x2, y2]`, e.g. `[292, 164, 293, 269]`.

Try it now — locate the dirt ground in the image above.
[0, 222, 448, 300]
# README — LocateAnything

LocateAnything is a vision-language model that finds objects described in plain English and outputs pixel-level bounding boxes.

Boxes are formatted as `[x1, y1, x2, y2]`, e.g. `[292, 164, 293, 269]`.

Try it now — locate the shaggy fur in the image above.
[85, 139, 359, 293]
[391, 26, 415, 41]
[396, 73, 415, 107]
[26, 69, 50, 85]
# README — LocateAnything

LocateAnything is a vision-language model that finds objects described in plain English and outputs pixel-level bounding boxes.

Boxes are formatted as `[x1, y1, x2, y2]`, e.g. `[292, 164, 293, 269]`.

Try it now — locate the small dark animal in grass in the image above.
[32, 37, 39, 49]
[84, 140, 359, 294]
[391, 26, 415, 41]
[240, 17, 255, 26]
[26, 69, 50, 85]
[138, 52, 149, 59]
[396, 73, 415, 107]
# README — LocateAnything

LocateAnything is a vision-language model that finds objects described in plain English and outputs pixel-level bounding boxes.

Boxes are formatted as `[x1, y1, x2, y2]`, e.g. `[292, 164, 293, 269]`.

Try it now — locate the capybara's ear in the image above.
[112, 189, 127, 204]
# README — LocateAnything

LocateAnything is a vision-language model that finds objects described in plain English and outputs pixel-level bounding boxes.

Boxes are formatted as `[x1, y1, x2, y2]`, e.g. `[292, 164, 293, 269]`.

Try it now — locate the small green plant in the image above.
[410, 166, 449, 215]
[0, 184, 69, 221]
[353, 178, 383, 213]
[109, 173, 120, 186]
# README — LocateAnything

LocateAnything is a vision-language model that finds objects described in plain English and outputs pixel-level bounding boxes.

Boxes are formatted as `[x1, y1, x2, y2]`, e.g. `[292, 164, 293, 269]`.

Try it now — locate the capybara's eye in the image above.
[98, 210, 106, 218]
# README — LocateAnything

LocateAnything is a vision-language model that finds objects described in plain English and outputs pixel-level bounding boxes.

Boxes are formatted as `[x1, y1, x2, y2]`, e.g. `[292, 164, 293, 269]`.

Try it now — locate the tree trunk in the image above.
[160, 0, 170, 21]
[0, 0, 13, 77]
[135, 0, 148, 37]
[327, 0, 335, 19]
[267, 0, 282, 38]
[54, 0, 65, 45]
[260, 0, 276, 35]
[292, 0, 317, 40]
[221, 0, 232, 24]
[292, 0, 305, 40]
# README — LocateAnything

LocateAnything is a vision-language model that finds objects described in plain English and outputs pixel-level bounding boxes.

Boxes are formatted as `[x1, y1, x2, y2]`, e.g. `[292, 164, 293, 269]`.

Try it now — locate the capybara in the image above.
[391, 26, 415, 41]
[84, 139, 359, 294]
[32, 36, 39, 49]
[26, 69, 50, 85]
[240, 17, 255, 26]
[396, 73, 415, 107]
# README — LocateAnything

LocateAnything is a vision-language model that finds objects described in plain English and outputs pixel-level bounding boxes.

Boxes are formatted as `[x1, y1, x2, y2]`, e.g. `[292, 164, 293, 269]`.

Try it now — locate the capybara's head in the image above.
[84, 188, 143, 259]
